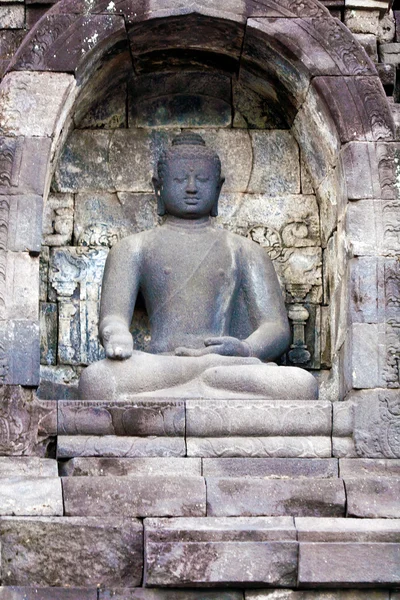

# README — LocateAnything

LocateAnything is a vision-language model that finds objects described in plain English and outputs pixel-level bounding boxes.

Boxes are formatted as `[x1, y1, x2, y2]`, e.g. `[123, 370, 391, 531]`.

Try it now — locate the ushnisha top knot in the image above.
[157, 132, 222, 181]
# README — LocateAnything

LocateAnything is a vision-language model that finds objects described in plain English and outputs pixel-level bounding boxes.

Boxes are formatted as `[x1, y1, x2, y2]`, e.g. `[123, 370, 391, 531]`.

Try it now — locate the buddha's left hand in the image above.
[175, 336, 251, 357]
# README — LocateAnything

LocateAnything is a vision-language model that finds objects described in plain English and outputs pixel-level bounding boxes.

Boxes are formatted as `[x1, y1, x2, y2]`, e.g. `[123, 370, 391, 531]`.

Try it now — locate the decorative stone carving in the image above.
[0, 137, 51, 196]
[42, 193, 74, 247]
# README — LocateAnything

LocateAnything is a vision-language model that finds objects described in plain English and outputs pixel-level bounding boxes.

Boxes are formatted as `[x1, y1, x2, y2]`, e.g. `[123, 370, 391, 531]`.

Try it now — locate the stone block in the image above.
[0, 477, 63, 516]
[350, 323, 386, 388]
[313, 76, 394, 143]
[0, 457, 58, 477]
[187, 436, 332, 458]
[0, 72, 76, 138]
[298, 542, 400, 586]
[63, 475, 206, 517]
[0, 5, 24, 28]
[380, 42, 400, 65]
[345, 199, 386, 256]
[295, 516, 400, 542]
[60, 457, 201, 477]
[186, 400, 332, 437]
[0, 320, 40, 386]
[4, 194, 43, 252]
[246, 592, 389, 599]
[11, 15, 126, 83]
[128, 71, 232, 128]
[74, 192, 157, 247]
[340, 142, 382, 199]
[42, 193, 74, 246]
[379, 10, 396, 43]
[0, 137, 52, 196]
[36, 364, 80, 401]
[0, 589, 97, 600]
[101, 591, 242, 600]
[345, 477, 400, 517]
[0, 387, 56, 456]
[232, 195, 320, 248]
[0, 31, 25, 60]
[39, 247, 49, 302]
[353, 33, 378, 61]
[292, 85, 340, 185]
[349, 257, 385, 323]
[344, 9, 380, 35]
[340, 458, 400, 478]
[58, 399, 185, 436]
[206, 478, 345, 517]
[39, 302, 57, 365]
[0, 252, 39, 320]
[247, 131, 300, 194]
[144, 516, 298, 587]
[0, 516, 143, 587]
[203, 458, 338, 479]
[57, 435, 186, 458]
[376, 63, 395, 90]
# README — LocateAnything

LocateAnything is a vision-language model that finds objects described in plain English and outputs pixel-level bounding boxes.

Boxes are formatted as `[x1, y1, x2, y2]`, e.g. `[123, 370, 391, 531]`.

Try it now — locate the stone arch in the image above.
[0, 0, 397, 401]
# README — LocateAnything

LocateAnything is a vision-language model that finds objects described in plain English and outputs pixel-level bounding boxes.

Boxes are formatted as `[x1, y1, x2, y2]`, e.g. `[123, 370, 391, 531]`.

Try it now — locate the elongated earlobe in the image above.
[152, 176, 166, 216]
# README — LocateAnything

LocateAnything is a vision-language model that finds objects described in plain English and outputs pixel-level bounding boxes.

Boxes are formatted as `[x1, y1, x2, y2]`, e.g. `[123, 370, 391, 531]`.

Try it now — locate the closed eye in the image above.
[174, 177, 187, 183]
[197, 176, 209, 182]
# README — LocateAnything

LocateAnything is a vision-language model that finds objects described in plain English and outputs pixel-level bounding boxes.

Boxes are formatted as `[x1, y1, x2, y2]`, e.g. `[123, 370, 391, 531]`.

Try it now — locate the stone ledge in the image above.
[59, 457, 201, 476]
[57, 435, 186, 458]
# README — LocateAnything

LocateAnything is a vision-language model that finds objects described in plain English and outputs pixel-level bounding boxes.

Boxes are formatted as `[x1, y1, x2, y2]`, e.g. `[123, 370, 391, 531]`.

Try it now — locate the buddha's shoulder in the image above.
[223, 228, 266, 256]
[111, 228, 155, 250]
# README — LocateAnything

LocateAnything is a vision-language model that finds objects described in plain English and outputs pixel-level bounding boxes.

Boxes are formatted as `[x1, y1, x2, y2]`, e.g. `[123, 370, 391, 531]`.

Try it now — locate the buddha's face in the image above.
[154, 157, 224, 219]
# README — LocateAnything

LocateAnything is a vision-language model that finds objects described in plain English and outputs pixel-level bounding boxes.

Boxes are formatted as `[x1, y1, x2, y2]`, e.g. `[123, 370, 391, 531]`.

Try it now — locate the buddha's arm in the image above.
[98, 236, 141, 359]
[241, 243, 291, 361]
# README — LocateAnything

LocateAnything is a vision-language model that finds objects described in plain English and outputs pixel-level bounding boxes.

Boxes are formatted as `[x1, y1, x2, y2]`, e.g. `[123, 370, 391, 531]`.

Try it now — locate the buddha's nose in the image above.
[186, 174, 198, 193]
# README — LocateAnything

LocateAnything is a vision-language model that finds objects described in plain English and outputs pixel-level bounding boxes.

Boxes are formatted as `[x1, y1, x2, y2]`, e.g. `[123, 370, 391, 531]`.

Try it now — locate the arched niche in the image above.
[0, 0, 397, 407]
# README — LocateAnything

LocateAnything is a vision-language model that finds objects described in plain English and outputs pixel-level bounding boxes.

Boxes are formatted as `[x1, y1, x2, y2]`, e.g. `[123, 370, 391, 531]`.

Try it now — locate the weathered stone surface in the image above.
[351, 389, 400, 458]
[379, 42, 400, 65]
[206, 478, 345, 517]
[58, 399, 185, 436]
[129, 71, 232, 128]
[0, 516, 143, 586]
[42, 193, 74, 246]
[186, 400, 332, 437]
[247, 131, 300, 194]
[0, 5, 24, 28]
[5, 194, 43, 252]
[187, 437, 331, 458]
[292, 84, 340, 185]
[313, 76, 394, 142]
[101, 591, 242, 600]
[57, 435, 186, 458]
[63, 475, 206, 517]
[353, 33, 378, 62]
[376, 63, 395, 90]
[0, 31, 25, 60]
[0, 320, 40, 386]
[74, 192, 157, 247]
[345, 199, 387, 256]
[0, 589, 97, 600]
[0, 252, 39, 320]
[0, 72, 76, 137]
[40, 302, 57, 365]
[10, 15, 126, 83]
[36, 365, 80, 401]
[349, 257, 385, 323]
[340, 142, 381, 199]
[379, 10, 396, 43]
[344, 9, 380, 35]
[0, 477, 63, 516]
[0, 387, 55, 456]
[145, 516, 297, 587]
[0, 137, 52, 197]
[295, 516, 400, 542]
[0, 457, 58, 476]
[298, 542, 400, 586]
[350, 323, 386, 388]
[340, 458, 400, 478]
[246, 591, 389, 599]
[60, 457, 201, 477]
[345, 477, 400, 517]
[203, 458, 338, 479]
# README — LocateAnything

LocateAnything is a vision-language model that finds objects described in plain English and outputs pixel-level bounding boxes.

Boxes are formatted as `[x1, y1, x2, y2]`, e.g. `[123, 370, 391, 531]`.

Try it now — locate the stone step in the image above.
[1, 517, 398, 588]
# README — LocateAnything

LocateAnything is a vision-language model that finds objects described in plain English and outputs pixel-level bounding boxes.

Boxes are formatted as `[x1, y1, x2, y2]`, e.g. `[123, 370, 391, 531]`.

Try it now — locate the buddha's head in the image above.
[153, 132, 225, 219]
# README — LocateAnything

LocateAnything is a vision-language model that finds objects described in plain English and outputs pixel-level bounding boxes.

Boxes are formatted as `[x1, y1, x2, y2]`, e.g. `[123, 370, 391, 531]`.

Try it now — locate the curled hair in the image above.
[157, 132, 222, 181]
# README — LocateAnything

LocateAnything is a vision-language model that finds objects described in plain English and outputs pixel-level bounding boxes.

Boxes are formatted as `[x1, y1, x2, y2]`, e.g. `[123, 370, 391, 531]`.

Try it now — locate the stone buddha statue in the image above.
[79, 133, 318, 400]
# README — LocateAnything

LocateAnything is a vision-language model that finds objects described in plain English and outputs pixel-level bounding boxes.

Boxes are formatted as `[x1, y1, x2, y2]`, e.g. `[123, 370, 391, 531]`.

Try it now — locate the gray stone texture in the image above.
[145, 516, 297, 587]
[345, 477, 400, 518]
[246, 592, 389, 599]
[0, 5, 24, 28]
[57, 435, 186, 458]
[340, 458, 400, 478]
[0, 457, 58, 477]
[42, 193, 74, 246]
[186, 400, 332, 437]
[344, 9, 380, 35]
[58, 399, 185, 436]
[0, 477, 63, 516]
[206, 478, 345, 517]
[0, 589, 97, 600]
[5, 194, 43, 253]
[101, 591, 242, 600]
[39, 302, 57, 365]
[0, 320, 41, 386]
[0, 387, 56, 456]
[1, 252, 39, 321]
[187, 436, 332, 459]
[202, 458, 338, 479]
[62, 475, 206, 517]
[60, 457, 201, 477]
[0, 517, 143, 587]
[295, 517, 400, 542]
[379, 42, 400, 65]
[350, 323, 386, 389]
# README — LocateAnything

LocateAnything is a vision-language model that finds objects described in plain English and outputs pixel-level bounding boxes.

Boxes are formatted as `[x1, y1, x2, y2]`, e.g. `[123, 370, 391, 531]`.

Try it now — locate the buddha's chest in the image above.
[140, 230, 240, 305]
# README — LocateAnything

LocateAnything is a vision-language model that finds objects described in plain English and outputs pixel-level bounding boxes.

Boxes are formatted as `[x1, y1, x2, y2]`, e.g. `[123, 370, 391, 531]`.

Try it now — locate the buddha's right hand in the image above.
[101, 324, 133, 360]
